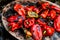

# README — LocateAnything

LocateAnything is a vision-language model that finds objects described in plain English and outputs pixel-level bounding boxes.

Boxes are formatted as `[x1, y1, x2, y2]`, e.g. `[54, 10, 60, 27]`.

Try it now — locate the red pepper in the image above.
[50, 5, 60, 13]
[41, 9, 49, 18]
[48, 9, 56, 19]
[33, 8, 40, 14]
[54, 15, 60, 32]
[17, 8, 26, 15]
[37, 19, 54, 36]
[25, 6, 35, 11]
[18, 18, 23, 24]
[31, 24, 42, 40]
[14, 4, 26, 19]
[7, 15, 18, 23]
[37, 19, 46, 26]
[24, 18, 35, 28]
[17, 8, 26, 19]
[43, 25, 54, 36]
[42, 2, 49, 9]
[14, 4, 22, 11]
[20, 8, 26, 15]
[8, 22, 21, 31]
[25, 6, 40, 13]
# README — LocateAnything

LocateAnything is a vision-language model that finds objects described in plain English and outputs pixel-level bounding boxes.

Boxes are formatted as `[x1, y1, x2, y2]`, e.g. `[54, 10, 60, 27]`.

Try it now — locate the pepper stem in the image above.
[43, 30, 46, 34]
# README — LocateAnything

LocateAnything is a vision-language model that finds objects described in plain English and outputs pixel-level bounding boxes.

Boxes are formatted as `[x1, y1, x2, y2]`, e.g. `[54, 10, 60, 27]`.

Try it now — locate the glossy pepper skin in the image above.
[8, 22, 21, 31]
[7, 15, 18, 23]
[31, 24, 42, 40]
[25, 6, 35, 11]
[37, 19, 54, 36]
[24, 18, 35, 28]
[37, 19, 46, 26]
[41, 9, 49, 18]
[14, 4, 22, 11]
[48, 9, 56, 19]
[17, 8, 26, 15]
[25, 6, 40, 14]
[18, 18, 23, 24]
[43, 25, 54, 36]
[42, 2, 49, 9]
[50, 5, 60, 13]
[33, 7, 40, 14]
[54, 15, 60, 32]
[14, 4, 26, 19]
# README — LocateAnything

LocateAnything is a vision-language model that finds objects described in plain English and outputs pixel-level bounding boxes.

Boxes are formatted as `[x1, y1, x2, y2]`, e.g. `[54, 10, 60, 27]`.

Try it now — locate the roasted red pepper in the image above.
[14, 4, 22, 11]
[37, 19, 54, 36]
[41, 9, 49, 18]
[54, 15, 60, 32]
[50, 5, 60, 13]
[17, 8, 26, 15]
[8, 22, 21, 31]
[43, 25, 54, 36]
[17, 9, 26, 19]
[37, 19, 46, 26]
[33, 8, 40, 14]
[7, 15, 18, 23]
[25, 6, 40, 14]
[14, 4, 26, 19]
[31, 24, 42, 40]
[25, 6, 35, 11]
[42, 2, 49, 9]
[18, 18, 23, 24]
[48, 9, 56, 19]
[24, 18, 35, 28]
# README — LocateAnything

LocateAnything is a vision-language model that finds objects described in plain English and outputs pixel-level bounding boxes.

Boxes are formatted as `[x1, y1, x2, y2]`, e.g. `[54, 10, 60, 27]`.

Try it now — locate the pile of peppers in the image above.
[7, 2, 60, 40]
